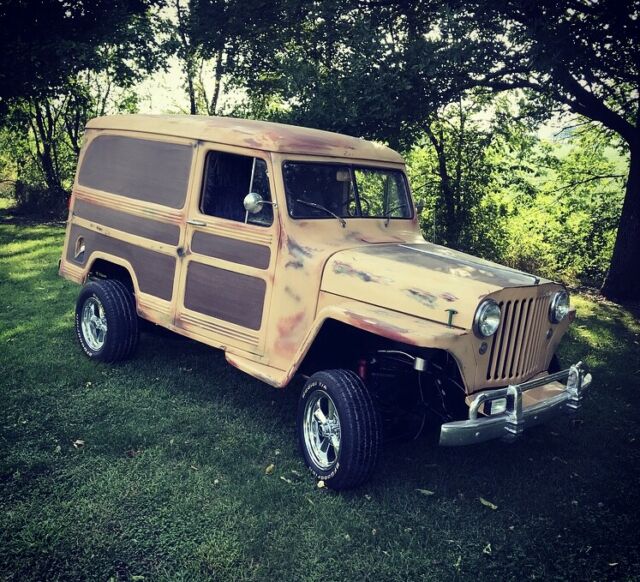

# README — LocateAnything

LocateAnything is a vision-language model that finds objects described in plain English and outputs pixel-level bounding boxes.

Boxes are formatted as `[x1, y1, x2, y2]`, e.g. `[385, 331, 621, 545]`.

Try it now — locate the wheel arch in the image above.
[85, 254, 139, 300]
[291, 304, 470, 383]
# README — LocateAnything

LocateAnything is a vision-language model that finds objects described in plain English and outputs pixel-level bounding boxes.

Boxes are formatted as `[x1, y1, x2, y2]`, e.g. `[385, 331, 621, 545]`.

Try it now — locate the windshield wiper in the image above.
[295, 199, 346, 228]
[383, 202, 409, 227]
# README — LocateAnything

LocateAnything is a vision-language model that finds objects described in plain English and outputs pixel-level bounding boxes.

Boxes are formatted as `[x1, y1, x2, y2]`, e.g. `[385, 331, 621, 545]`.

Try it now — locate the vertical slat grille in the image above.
[486, 295, 549, 382]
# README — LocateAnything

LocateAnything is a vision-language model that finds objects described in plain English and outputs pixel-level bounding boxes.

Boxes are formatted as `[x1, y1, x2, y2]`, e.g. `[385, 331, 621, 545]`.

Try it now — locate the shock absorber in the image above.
[357, 357, 368, 381]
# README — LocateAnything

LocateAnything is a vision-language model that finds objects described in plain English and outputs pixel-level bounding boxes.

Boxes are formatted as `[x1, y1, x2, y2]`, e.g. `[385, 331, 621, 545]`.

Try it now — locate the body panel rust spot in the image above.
[344, 311, 413, 345]
[332, 261, 390, 284]
[406, 288, 438, 308]
[275, 311, 306, 355]
[440, 292, 459, 302]
[284, 286, 302, 302]
[287, 237, 314, 259]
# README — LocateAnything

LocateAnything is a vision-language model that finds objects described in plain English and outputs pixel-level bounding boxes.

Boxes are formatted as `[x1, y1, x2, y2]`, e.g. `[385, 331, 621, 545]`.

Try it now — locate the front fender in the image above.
[226, 293, 476, 389]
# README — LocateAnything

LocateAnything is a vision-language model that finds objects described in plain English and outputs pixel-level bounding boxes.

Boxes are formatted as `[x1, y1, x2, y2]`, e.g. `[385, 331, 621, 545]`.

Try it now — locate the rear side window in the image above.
[78, 135, 193, 209]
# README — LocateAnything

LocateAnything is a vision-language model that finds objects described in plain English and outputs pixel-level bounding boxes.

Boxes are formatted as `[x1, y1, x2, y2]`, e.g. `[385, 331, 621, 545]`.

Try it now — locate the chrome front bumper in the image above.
[439, 362, 592, 447]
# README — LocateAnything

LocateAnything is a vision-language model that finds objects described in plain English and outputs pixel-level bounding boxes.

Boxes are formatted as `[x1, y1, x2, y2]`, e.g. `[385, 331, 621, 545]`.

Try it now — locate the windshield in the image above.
[283, 162, 413, 220]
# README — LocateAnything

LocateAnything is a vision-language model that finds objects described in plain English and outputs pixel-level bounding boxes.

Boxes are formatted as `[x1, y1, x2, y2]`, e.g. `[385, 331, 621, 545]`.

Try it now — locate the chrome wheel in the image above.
[303, 390, 341, 470]
[80, 296, 107, 351]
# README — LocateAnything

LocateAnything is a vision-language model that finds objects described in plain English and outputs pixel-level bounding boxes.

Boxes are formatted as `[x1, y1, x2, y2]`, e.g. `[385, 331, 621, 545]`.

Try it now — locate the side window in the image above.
[200, 151, 273, 227]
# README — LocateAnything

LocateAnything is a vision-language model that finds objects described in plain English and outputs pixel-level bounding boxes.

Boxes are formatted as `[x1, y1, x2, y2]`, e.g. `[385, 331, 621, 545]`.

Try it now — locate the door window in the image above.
[200, 151, 273, 227]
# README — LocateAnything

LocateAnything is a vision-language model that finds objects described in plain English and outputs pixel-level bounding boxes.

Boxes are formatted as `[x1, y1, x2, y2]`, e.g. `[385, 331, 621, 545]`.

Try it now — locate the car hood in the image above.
[321, 242, 545, 329]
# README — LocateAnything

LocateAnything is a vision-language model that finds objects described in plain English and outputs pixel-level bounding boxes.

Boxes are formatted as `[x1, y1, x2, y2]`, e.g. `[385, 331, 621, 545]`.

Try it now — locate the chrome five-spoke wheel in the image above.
[74, 279, 139, 362]
[297, 369, 380, 490]
[81, 296, 108, 351]
[303, 390, 341, 469]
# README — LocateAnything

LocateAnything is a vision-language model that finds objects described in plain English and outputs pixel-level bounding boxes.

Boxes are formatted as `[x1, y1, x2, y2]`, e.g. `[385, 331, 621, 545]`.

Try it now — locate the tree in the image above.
[0, 0, 163, 107]
[421, 0, 638, 300]
[166, 0, 230, 115]
[0, 0, 164, 210]
[231, 0, 638, 301]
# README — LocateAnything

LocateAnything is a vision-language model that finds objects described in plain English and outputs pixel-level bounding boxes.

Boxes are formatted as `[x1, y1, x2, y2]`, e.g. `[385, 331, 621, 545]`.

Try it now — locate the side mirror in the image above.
[244, 192, 264, 214]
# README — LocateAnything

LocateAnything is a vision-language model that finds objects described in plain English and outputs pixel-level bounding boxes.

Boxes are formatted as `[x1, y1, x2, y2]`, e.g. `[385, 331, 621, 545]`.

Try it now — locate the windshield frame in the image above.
[281, 160, 414, 222]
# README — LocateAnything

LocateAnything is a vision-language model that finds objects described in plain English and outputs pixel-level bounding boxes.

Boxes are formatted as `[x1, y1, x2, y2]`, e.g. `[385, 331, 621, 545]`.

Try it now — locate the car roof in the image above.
[86, 115, 405, 164]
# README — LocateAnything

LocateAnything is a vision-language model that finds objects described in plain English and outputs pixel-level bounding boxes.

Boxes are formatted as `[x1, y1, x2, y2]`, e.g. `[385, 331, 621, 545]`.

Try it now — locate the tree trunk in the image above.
[601, 144, 640, 303]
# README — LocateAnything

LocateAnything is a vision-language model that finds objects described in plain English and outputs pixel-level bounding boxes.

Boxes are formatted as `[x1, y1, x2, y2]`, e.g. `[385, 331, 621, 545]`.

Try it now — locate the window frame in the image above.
[281, 160, 414, 222]
[198, 148, 275, 228]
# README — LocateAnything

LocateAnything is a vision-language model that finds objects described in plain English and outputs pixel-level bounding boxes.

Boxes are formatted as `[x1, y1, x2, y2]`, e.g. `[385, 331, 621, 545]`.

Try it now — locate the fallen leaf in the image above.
[483, 542, 492, 556]
[365, 494, 372, 501]
[265, 463, 275, 475]
[290, 469, 302, 477]
[479, 497, 498, 510]
[280, 475, 293, 484]
[416, 488, 435, 496]
[454, 555, 462, 572]
[317, 480, 325, 489]
[131, 576, 145, 581]
[608, 562, 619, 567]
[72, 439, 85, 448]
[372, 529, 377, 536]
[54, 445, 61, 454]
[190, 465, 198, 471]
[213, 479, 219, 485]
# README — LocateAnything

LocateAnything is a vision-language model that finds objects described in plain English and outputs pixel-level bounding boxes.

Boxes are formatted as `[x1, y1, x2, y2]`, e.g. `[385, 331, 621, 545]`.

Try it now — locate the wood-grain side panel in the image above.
[77, 135, 192, 209]
[67, 225, 176, 301]
[184, 262, 266, 330]
[73, 199, 180, 246]
[191, 231, 270, 269]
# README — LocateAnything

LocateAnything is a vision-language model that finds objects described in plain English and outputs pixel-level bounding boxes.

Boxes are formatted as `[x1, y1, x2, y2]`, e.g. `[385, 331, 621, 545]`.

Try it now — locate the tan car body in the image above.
[60, 115, 579, 417]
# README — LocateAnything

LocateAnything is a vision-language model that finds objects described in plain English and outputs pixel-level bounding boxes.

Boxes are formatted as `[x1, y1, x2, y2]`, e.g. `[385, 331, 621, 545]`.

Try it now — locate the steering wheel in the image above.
[359, 197, 371, 215]
[385, 202, 408, 216]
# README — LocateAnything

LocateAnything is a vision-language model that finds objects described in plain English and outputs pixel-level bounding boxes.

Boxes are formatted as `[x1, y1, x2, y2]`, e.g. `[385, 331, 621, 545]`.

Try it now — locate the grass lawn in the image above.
[1, 221, 639, 581]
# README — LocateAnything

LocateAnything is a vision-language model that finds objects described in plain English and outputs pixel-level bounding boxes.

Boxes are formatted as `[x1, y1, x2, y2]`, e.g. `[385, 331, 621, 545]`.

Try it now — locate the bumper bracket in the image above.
[439, 362, 592, 447]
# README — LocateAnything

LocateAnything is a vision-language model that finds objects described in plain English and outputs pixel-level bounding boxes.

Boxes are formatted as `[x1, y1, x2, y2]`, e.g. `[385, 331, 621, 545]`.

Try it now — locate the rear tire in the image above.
[75, 279, 139, 362]
[297, 369, 380, 490]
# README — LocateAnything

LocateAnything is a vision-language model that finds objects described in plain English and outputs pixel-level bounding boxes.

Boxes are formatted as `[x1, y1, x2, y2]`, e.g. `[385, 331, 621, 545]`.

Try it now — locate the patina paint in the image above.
[60, 115, 574, 398]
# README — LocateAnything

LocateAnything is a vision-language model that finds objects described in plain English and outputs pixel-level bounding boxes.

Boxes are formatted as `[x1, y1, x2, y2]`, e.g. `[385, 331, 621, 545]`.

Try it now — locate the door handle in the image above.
[187, 219, 207, 227]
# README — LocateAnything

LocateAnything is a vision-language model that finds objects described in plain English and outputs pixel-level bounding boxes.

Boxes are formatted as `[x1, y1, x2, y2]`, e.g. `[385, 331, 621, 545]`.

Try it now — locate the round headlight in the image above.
[474, 299, 501, 338]
[549, 290, 570, 323]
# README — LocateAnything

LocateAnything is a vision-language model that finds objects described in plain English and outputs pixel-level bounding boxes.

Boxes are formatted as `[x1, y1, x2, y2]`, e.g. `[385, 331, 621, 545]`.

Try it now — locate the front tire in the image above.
[75, 279, 139, 362]
[297, 370, 380, 490]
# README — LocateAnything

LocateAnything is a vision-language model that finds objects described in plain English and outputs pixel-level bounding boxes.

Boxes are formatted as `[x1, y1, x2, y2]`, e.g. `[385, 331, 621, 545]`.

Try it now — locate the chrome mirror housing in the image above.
[243, 192, 264, 214]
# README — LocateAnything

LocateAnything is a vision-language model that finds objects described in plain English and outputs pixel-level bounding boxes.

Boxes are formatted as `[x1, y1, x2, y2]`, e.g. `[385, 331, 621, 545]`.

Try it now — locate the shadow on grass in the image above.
[2, 222, 640, 581]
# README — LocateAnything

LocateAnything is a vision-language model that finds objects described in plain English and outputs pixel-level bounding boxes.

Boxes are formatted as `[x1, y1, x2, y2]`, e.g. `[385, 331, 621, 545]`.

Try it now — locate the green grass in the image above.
[1, 223, 639, 581]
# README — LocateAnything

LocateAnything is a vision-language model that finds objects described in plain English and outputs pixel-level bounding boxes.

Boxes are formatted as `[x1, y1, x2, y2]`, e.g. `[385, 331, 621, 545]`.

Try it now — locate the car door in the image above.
[174, 143, 279, 356]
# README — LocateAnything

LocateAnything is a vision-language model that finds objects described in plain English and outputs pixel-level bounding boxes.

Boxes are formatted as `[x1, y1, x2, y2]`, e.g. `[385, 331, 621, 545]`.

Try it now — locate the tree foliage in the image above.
[0, 0, 635, 299]
[0, 0, 163, 212]
[0, 0, 164, 106]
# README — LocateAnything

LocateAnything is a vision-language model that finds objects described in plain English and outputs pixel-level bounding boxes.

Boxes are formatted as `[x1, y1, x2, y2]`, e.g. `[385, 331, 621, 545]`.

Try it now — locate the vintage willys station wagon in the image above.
[60, 115, 592, 489]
